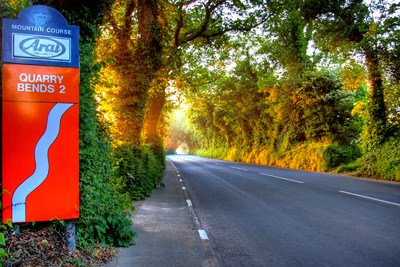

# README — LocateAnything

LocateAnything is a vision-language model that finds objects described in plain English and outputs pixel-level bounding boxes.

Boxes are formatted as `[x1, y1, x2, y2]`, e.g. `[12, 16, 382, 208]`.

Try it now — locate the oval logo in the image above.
[19, 36, 66, 59]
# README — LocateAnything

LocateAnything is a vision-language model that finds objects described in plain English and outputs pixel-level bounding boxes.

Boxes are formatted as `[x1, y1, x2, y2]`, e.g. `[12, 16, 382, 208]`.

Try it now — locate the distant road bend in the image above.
[168, 155, 400, 267]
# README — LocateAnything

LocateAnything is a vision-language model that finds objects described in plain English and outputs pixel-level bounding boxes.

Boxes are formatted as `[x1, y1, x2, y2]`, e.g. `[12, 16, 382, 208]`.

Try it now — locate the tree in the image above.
[301, 0, 399, 150]
[96, 0, 163, 146]
[263, 0, 313, 79]
[96, 0, 272, 155]
[178, 0, 366, 169]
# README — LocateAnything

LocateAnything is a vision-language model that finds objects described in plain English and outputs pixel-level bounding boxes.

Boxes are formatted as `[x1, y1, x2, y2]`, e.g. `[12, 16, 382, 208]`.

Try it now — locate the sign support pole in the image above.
[65, 221, 76, 252]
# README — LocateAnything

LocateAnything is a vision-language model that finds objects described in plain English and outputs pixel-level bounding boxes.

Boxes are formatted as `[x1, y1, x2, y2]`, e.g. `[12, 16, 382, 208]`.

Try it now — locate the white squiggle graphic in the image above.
[12, 103, 73, 222]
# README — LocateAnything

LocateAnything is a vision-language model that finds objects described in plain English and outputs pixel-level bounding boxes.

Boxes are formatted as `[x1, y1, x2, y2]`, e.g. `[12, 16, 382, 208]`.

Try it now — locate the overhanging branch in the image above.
[175, 0, 270, 47]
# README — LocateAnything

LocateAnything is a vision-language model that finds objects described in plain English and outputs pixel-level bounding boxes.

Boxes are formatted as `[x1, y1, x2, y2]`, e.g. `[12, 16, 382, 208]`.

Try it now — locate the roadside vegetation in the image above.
[166, 0, 400, 182]
[0, 0, 399, 265]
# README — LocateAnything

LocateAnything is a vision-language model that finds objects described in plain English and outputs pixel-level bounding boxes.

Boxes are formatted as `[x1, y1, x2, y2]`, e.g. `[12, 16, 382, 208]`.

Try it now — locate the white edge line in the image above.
[186, 199, 193, 207]
[259, 173, 304, 184]
[231, 166, 248, 172]
[198, 229, 209, 240]
[339, 190, 400, 207]
[169, 161, 177, 170]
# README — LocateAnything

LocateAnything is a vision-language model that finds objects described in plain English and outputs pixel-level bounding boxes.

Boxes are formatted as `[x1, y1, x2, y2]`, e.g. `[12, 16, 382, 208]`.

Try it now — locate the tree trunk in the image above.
[111, 0, 163, 146]
[364, 47, 387, 149]
[143, 82, 166, 146]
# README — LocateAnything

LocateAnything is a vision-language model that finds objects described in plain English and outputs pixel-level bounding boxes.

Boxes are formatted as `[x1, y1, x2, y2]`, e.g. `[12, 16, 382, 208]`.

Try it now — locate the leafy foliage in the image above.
[361, 138, 400, 181]
[180, 54, 363, 172]
[166, 0, 399, 182]
[77, 42, 135, 247]
[0, 212, 12, 262]
[323, 144, 362, 170]
[113, 144, 164, 201]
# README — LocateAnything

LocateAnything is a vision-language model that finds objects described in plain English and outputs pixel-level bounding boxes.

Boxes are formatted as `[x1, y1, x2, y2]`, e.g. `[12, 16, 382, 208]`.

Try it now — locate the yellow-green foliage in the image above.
[224, 148, 235, 161]
[278, 142, 327, 172]
[362, 138, 400, 181]
[254, 146, 278, 166]
[225, 147, 240, 162]
[198, 142, 330, 172]
[256, 142, 326, 171]
[197, 147, 228, 159]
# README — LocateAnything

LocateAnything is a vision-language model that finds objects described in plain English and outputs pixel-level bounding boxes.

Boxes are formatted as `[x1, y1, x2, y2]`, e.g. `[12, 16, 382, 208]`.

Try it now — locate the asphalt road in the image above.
[168, 155, 400, 267]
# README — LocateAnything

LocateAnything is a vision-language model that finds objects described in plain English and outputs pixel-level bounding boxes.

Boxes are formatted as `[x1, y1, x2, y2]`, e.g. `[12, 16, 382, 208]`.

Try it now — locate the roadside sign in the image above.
[2, 5, 80, 223]
[2, 5, 79, 67]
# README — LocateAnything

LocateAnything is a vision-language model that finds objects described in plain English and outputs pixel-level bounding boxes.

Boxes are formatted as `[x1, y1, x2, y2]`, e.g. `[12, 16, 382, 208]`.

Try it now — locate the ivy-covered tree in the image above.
[94, 0, 274, 179]
[301, 0, 398, 149]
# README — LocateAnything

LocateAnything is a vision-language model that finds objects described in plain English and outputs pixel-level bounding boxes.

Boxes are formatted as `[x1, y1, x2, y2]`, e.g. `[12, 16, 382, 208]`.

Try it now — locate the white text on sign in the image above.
[17, 73, 66, 94]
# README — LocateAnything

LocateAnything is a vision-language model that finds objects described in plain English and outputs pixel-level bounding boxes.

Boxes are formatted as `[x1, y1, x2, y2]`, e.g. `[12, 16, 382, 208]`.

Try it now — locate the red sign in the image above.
[2, 64, 79, 103]
[2, 5, 80, 224]
[2, 63, 79, 223]
[2, 101, 79, 222]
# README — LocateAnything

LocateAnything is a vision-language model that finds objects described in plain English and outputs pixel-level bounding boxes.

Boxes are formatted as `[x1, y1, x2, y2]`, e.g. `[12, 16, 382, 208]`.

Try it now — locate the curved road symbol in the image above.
[12, 103, 73, 222]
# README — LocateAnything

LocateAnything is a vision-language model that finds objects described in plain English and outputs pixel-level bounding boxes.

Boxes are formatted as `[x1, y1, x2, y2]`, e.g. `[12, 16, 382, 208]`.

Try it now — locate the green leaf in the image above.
[0, 234, 6, 246]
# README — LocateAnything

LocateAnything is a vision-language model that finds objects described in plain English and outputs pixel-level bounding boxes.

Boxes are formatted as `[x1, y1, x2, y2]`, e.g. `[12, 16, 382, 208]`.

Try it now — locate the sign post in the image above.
[2, 5, 80, 225]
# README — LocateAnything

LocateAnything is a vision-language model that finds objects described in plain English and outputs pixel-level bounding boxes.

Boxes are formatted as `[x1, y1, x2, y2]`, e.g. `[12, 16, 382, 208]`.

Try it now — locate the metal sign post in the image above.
[2, 5, 80, 230]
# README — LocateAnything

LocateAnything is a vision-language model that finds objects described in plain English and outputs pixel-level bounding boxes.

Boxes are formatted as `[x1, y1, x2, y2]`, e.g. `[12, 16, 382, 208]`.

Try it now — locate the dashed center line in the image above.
[198, 230, 209, 240]
[182, 186, 187, 190]
[231, 166, 249, 172]
[259, 173, 304, 184]
[186, 199, 193, 207]
[339, 190, 400, 207]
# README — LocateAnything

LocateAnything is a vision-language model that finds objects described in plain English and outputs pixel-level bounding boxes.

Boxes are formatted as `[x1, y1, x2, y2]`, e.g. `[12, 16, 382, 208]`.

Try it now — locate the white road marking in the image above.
[177, 174, 181, 177]
[215, 163, 223, 166]
[198, 230, 209, 240]
[186, 199, 192, 207]
[182, 186, 187, 190]
[179, 179, 183, 182]
[231, 166, 248, 172]
[339, 190, 400, 207]
[259, 173, 304, 184]
[170, 162, 177, 170]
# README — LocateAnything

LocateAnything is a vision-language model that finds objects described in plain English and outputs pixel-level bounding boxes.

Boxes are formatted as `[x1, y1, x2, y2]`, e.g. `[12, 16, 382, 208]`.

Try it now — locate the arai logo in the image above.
[19, 36, 66, 58]
[13, 33, 71, 62]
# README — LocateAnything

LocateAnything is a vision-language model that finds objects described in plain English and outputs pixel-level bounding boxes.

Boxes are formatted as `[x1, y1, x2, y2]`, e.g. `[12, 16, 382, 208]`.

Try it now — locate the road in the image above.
[168, 155, 400, 267]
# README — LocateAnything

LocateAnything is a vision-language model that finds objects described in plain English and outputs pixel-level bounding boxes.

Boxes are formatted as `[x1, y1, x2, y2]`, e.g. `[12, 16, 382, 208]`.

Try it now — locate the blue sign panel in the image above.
[2, 5, 79, 68]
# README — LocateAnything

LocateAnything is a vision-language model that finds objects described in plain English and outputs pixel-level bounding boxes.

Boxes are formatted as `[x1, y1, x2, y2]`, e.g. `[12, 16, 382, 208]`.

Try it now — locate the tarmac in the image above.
[106, 160, 220, 267]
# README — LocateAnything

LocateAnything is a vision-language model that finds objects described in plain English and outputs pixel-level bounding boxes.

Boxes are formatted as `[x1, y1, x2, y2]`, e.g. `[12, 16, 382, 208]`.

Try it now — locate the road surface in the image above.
[168, 155, 400, 267]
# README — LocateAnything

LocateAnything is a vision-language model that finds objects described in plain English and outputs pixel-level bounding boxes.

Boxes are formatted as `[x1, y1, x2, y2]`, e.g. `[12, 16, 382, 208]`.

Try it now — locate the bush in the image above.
[335, 160, 363, 173]
[323, 143, 362, 169]
[196, 146, 229, 160]
[113, 144, 165, 200]
[77, 42, 134, 247]
[361, 138, 400, 181]
[281, 141, 327, 172]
